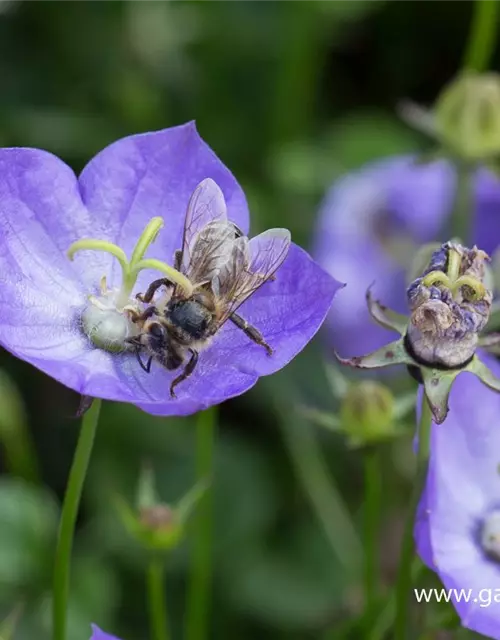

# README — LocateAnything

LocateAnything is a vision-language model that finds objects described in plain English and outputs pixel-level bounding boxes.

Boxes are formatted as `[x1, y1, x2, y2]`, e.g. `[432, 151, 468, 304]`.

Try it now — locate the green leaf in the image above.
[0, 479, 58, 588]
[224, 520, 347, 629]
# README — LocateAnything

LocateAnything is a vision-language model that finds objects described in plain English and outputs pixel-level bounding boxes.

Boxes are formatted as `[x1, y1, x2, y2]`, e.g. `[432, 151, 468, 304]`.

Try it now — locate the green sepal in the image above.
[335, 337, 413, 370]
[366, 286, 407, 335]
[114, 467, 209, 553]
[421, 367, 460, 425]
[466, 356, 500, 394]
[300, 382, 413, 448]
[418, 356, 500, 425]
[397, 100, 437, 140]
[136, 462, 159, 511]
[176, 478, 209, 524]
[114, 494, 183, 552]
[298, 406, 341, 433]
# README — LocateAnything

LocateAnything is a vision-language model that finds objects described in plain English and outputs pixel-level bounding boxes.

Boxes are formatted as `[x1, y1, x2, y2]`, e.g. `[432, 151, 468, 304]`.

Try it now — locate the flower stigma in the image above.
[481, 510, 500, 562]
[67, 217, 193, 353]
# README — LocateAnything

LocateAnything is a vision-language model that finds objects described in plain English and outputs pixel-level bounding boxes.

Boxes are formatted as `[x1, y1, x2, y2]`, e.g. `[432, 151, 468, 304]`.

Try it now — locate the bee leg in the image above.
[174, 249, 183, 271]
[136, 278, 174, 304]
[136, 351, 153, 373]
[170, 349, 199, 398]
[127, 305, 158, 324]
[229, 313, 273, 356]
[124, 336, 153, 373]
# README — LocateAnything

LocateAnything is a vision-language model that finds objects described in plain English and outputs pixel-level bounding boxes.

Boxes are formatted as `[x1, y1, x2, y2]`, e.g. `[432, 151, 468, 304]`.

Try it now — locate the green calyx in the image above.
[340, 381, 396, 446]
[114, 464, 209, 552]
[300, 366, 415, 447]
[67, 217, 193, 308]
[336, 285, 500, 424]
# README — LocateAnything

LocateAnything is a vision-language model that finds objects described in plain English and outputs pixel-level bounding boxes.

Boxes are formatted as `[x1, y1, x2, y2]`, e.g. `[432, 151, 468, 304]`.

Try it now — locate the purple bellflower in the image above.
[416, 352, 500, 638]
[314, 156, 500, 357]
[0, 123, 339, 415]
[90, 626, 121, 640]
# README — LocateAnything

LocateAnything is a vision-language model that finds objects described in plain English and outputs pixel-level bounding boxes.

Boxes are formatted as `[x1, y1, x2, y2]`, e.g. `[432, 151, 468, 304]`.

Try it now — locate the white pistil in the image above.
[81, 297, 138, 353]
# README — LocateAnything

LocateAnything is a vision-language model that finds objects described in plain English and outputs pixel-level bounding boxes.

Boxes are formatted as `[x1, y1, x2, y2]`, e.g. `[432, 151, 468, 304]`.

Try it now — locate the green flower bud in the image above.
[340, 381, 395, 446]
[115, 496, 183, 552]
[435, 72, 500, 161]
[114, 465, 208, 553]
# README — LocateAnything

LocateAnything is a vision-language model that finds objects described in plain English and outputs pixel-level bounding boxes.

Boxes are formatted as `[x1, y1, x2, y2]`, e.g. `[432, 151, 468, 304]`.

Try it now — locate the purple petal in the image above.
[136, 244, 341, 415]
[0, 127, 260, 412]
[78, 122, 249, 294]
[0, 147, 90, 380]
[417, 353, 500, 637]
[90, 625, 122, 640]
[314, 156, 454, 356]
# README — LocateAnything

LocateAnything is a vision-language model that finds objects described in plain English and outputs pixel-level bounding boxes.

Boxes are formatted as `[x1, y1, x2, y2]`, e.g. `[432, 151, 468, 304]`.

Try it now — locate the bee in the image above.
[127, 178, 291, 398]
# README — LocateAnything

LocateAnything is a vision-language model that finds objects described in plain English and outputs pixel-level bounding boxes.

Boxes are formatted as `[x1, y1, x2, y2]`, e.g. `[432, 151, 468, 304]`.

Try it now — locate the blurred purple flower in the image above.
[415, 353, 500, 638]
[0, 122, 340, 415]
[314, 156, 500, 356]
[90, 625, 121, 640]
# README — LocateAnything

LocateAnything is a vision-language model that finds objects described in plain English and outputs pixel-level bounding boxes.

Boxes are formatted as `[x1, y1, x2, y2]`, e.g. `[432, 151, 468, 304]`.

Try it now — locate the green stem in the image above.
[368, 560, 423, 640]
[147, 558, 170, 640]
[185, 407, 217, 640]
[52, 399, 101, 640]
[449, 162, 473, 246]
[270, 3, 323, 147]
[279, 411, 362, 578]
[394, 397, 433, 640]
[363, 447, 382, 622]
[463, 0, 499, 73]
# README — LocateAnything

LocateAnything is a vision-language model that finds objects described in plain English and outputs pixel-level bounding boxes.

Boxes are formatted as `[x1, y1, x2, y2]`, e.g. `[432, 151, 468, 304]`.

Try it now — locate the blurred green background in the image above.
[0, 2, 490, 639]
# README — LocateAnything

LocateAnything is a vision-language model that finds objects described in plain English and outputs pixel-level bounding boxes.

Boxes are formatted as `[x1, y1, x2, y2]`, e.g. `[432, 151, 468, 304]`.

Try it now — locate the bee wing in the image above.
[180, 178, 228, 277]
[216, 228, 291, 325]
[187, 221, 240, 286]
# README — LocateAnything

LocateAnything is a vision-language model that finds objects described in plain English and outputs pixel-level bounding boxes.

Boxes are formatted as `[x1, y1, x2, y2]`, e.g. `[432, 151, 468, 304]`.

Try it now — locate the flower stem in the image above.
[363, 446, 382, 620]
[279, 409, 362, 577]
[52, 398, 101, 640]
[368, 560, 424, 640]
[394, 396, 432, 640]
[449, 162, 473, 246]
[463, 0, 499, 73]
[147, 558, 170, 640]
[185, 407, 216, 640]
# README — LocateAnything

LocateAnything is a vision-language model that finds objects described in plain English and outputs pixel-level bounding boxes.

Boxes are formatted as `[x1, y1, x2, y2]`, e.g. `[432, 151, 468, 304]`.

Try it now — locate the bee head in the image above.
[145, 320, 168, 353]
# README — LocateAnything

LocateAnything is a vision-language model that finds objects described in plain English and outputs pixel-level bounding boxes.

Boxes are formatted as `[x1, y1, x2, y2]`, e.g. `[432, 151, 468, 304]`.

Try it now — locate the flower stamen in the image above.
[67, 217, 193, 308]
[67, 239, 129, 275]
